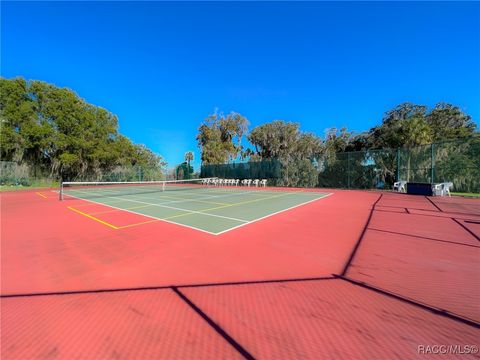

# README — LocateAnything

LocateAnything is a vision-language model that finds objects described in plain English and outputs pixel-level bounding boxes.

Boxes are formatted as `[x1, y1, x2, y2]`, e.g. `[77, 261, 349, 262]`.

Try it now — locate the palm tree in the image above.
[184, 151, 194, 179]
[185, 151, 194, 167]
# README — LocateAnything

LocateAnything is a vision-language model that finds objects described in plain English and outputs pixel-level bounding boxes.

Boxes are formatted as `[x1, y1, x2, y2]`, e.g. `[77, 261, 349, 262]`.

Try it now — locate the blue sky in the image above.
[2, 1, 479, 170]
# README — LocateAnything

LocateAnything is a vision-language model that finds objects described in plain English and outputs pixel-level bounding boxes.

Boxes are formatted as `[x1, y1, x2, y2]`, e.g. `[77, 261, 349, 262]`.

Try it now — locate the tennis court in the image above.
[61, 180, 330, 234]
[1, 187, 479, 359]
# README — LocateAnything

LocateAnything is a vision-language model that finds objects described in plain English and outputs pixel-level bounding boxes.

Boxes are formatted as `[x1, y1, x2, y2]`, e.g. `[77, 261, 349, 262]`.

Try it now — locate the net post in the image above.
[59, 182, 64, 201]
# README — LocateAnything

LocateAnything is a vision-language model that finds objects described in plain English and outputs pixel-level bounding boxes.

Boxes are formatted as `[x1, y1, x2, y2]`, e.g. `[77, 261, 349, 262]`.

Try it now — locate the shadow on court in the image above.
[1, 189, 478, 359]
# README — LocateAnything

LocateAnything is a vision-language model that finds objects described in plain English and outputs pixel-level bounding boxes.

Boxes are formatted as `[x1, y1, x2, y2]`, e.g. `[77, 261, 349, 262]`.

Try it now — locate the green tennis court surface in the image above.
[63, 184, 331, 234]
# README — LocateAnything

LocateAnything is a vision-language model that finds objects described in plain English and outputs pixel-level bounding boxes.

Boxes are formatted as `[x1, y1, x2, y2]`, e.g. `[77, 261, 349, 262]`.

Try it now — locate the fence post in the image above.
[431, 143, 435, 184]
[347, 152, 351, 189]
[396, 148, 400, 181]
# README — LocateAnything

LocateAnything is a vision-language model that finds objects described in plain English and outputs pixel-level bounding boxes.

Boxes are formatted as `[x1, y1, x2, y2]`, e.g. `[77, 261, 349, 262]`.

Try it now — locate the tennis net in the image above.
[59, 178, 215, 200]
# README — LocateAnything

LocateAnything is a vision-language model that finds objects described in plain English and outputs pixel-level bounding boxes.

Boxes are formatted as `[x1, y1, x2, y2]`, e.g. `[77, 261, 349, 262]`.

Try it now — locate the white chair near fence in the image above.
[393, 181, 407, 193]
[433, 182, 453, 197]
[260, 179, 267, 187]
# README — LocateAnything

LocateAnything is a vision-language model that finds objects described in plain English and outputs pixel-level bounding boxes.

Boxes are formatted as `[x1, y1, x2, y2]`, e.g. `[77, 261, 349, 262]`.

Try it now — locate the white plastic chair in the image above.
[433, 182, 453, 197]
[260, 179, 267, 187]
[246, 179, 252, 187]
[234, 179, 239, 186]
[393, 181, 407, 193]
[252, 179, 260, 187]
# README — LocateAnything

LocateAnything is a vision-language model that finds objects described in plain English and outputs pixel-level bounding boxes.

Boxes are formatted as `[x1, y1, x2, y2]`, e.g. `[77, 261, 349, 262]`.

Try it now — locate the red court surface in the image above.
[1, 189, 479, 359]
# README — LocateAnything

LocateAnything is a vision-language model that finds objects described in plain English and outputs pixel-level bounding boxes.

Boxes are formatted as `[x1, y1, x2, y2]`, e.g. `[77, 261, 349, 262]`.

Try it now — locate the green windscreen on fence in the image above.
[199, 137, 479, 193]
[200, 159, 282, 180]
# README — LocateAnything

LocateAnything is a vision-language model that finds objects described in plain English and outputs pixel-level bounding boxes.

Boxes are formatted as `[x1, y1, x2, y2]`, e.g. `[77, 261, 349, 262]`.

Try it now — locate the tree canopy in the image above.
[363, 102, 476, 149]
[0, 77, 166, 181]
[247, 121, 322, 187]
[196, 111, 249, 164]
[2, 76, 476, 190]
[197, 103, 477, 189]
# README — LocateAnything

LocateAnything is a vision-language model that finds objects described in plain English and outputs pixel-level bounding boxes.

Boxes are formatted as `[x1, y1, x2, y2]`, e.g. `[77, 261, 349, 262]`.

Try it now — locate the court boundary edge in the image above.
[61, 190, 332, 235]
[214, 192, 333, 235]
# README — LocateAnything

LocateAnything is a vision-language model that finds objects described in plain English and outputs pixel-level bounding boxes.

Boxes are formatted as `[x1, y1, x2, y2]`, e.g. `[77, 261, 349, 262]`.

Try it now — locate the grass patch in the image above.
[0, 180, 59, 192]
[451, 192, 480, 198]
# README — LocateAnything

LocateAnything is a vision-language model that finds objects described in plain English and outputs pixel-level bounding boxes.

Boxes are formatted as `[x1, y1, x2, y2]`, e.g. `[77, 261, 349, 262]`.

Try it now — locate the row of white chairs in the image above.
[241, 179, 268, 187]
[201, 178, 267, 187]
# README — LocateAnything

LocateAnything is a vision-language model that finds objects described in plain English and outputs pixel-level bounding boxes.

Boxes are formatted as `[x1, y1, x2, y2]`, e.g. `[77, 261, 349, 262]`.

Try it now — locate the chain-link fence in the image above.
[96, 165, 165, 182]
[0, 162, 33, 186]
[0, 162, 166, 187]
[201, 159, 282, 181]
[318, 137, 479, 193]
[3, 137, 478, 192]
[317, 148, 397, 190]
[200, 137, 479, 193]
[397, 137, 480, 193]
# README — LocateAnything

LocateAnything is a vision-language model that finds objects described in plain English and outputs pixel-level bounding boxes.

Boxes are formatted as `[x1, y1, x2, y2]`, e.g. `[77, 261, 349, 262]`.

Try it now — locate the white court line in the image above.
[65, 187, 290, 208]
[127, 190, 332, 235]
[119, 189, 292, 206]
[215, 192, 333, 235]
[66, 186, 288, 200]
[63, 192, 218, 235]
[62, 188, 333, 235]
[61, 188, 281, 216]
[68, 189, 250, 223]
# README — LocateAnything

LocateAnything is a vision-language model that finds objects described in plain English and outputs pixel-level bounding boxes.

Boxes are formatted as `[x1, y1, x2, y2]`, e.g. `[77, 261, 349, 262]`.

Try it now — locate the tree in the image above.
[184, 151, 194, 167]
[197, 111, 249, 164]
[367, 102, 477, 149]
[322, 127, 353, 164]
[367, 103, 430, 149]
[240, 148, 261, 161]
[247, 121, 322, 187]
[176, 162, 193, 180]
[0, 77, 40, 164]
[0, 77, 166, 181]
[426, 103, 477, 141]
